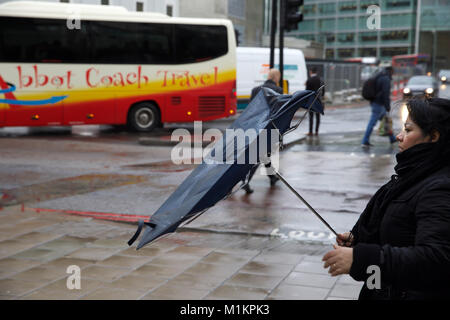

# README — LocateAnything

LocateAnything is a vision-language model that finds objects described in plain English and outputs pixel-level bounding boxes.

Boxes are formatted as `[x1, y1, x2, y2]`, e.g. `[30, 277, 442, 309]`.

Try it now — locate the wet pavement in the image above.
[0, 100, 408, 300]
[0, 205, 362, 300]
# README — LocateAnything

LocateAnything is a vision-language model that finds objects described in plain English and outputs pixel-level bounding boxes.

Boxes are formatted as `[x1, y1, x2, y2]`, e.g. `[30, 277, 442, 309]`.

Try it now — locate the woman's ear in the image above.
[430, 130, 440, 143]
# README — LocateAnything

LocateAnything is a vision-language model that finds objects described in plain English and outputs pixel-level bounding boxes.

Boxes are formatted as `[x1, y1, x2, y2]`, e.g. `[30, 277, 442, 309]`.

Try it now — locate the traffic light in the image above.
[284, 0, 303, 32]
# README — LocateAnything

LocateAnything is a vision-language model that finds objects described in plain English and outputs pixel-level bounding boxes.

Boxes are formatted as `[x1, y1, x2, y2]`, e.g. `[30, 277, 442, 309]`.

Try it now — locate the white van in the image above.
[236, 47, 307, 109]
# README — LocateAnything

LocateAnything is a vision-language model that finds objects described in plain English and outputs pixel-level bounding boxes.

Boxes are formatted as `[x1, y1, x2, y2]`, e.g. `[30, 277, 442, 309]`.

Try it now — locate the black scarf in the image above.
[354, 142, 445, 244]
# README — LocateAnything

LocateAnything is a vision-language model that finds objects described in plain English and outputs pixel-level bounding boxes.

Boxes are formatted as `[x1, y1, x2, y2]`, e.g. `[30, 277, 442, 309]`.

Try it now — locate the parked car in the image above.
[402, 75, 439, 99]
[438, 69, 450, 83]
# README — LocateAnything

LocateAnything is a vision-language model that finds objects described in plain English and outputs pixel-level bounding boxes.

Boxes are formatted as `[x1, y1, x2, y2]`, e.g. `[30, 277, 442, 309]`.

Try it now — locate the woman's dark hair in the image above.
[407, 97, 450, 146]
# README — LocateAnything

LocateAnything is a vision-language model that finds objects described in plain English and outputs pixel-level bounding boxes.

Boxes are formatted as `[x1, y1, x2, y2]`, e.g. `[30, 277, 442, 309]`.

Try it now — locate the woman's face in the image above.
[396, 115, 432, 152]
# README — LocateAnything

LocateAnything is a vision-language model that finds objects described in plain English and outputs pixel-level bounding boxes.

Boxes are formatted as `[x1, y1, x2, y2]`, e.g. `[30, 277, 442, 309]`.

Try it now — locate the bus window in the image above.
[174, 25, 228, 64]
[89, 21, 174, 64]
[0, 17, 89, 63]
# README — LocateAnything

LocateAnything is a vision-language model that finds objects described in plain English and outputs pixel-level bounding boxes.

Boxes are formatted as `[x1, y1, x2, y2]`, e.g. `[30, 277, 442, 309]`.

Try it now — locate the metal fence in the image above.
[305, 59, 365, 105]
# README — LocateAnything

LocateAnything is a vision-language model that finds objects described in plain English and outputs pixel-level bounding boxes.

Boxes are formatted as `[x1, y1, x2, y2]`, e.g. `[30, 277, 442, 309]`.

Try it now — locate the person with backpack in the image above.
[361, 66, 397, 147]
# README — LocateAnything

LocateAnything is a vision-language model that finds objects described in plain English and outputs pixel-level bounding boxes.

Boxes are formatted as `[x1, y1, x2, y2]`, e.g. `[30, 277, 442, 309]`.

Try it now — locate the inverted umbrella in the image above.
[128, 87, 330, 250]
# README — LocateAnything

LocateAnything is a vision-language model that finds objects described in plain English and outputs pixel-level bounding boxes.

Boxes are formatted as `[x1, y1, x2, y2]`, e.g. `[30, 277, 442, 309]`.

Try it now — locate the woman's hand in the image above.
[336, 232, 353, 247]
[322, 244, 353, 276]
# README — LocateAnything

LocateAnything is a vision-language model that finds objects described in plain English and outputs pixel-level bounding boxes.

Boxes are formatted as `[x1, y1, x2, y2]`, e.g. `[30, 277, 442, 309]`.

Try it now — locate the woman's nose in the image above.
[396, 132, 403, 142]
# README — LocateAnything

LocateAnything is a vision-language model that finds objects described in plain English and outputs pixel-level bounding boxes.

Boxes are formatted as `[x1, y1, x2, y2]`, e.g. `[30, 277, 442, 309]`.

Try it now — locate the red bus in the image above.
[0, 1, 237, 132]
[392, 53, 431, 77]
[391, 54, 431, 97]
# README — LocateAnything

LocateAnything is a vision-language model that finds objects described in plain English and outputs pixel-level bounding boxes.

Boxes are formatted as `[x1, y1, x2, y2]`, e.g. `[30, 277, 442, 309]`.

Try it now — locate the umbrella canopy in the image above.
[128, 88, 324, 249]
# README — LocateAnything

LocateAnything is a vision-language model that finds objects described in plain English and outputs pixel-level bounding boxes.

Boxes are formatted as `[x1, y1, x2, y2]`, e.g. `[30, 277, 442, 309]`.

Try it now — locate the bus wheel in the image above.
[128, 103, 160, 132]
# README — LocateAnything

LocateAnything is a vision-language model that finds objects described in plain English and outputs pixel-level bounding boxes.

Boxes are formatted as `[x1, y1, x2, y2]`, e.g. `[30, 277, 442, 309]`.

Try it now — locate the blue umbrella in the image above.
[128, 87, 326, 249]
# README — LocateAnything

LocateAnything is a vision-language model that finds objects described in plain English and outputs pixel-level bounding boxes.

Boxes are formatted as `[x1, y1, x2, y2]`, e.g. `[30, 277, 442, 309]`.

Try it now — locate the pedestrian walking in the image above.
[361, 66, 397, 147]
[305, 67, 324, 136]
[250, 68, 283, 99]
[322, 97, 450, 300]
[243, 69, 282, 194]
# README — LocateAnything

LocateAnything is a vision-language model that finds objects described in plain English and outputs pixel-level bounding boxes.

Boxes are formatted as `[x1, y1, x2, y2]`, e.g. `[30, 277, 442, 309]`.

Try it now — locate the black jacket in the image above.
[373, 71, 391, 111]
[350, 165, 450, 300]
[306, 74, 325, 100]
[250, 79, 283, 100]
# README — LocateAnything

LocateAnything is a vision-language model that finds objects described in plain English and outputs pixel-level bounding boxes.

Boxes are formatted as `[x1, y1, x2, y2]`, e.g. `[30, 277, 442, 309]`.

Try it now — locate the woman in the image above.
[322, 97, 450, 300]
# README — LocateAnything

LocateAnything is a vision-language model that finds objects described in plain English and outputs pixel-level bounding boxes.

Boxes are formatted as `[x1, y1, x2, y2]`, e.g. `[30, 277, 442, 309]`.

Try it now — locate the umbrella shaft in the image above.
[272, 169, 338, 236]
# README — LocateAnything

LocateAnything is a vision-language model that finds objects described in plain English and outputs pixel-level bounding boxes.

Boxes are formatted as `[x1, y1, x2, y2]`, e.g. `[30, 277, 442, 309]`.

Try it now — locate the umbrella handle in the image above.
[271, 167, 338, 237]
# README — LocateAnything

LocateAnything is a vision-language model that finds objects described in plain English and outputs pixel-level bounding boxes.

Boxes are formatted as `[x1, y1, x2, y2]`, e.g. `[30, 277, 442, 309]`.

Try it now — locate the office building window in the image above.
[60, 0, 69, 3]
[325, 49, 334, 59]
[318, 18, 335, 32]
[101, 0, 109, 5]
[136, 2, 144, 12]
[338, 33, 354, 43]
[304, 4, 317, 17]
[359, 48, 376, 56]
[380, 47, 408, 57]
[381, 30, 409, 41]
[338, 48, 355, 58]
[360, 0, 379, 11]
[385, 0, 412, 9]
[339, 1, 357, 12]
[360, 32, 378, 43]
[319, 3, 336, 15]
[337, 17, 355, 30]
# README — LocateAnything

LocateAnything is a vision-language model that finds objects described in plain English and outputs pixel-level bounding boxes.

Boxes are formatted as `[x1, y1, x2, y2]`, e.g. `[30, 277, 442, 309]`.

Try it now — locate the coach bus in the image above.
[0, 1, 237, 132]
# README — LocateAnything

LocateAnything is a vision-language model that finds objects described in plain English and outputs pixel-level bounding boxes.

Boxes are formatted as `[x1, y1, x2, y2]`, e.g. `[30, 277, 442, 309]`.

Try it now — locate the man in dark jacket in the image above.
[305, 67, 324, 136]
[361, 66, 397, 147]
[243, 69, 282, 194]
[250, 68, 283, 99]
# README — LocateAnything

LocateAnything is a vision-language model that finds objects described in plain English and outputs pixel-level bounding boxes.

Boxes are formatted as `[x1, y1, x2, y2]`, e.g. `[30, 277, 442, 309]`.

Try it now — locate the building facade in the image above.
[289, 0, 450, 69]
[179, 0, 265, 47]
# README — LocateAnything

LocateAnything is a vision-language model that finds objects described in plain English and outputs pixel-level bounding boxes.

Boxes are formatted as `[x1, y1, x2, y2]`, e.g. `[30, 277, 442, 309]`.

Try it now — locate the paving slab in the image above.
[225, 273, 284, 291]
[328, 283, 363, 299]
[205, 285, 270, 300]
[283, 271, 338, 289]
[0, 258, 41, 279]
[66, 247, 122, 261]
[141, 284, 210, 300]
[267, 284, 330, 300]
[80, 287, 145, 300]
[103, 274, 167, 293]
[238, 261, 294, 277]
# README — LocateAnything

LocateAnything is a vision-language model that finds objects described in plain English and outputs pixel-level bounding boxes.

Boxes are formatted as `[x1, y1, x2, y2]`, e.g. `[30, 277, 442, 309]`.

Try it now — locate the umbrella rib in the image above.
[283, 85, 326, 136]
[271, 167, 338, 236]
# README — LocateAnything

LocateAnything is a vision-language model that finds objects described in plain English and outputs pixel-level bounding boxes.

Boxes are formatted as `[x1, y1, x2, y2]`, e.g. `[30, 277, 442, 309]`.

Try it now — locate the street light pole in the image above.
[270, 0, 277, 69]
[415, 0, 421, 54]
[279, 0, 285, 84]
